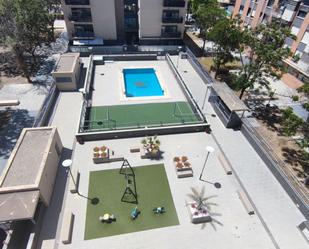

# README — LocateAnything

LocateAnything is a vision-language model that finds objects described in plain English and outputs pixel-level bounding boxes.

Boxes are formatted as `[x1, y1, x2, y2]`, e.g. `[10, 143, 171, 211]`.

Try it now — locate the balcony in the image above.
[161, 31, 182, 38]
[65, 0, 90, 5]
[69, 14, 92, 22]
[72, 31, 95, 39]
[162, 16, 183, 23]
[163, 0, 186, 7]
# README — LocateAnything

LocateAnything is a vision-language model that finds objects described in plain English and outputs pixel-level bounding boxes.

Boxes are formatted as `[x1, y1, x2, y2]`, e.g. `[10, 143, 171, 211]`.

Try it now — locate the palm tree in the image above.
[187, 186, 223, 230]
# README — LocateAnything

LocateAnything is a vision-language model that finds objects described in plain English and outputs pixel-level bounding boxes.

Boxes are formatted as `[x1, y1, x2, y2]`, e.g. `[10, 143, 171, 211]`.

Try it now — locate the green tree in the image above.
[0, 0, 52, 82]
[208, 18, 243, 78]
[297, 83, 309, 112]
[44, 0, 62, 41]
[281, 107, 304, 136]
[194, 1, 226, 54]
[233, 23, 292, 99]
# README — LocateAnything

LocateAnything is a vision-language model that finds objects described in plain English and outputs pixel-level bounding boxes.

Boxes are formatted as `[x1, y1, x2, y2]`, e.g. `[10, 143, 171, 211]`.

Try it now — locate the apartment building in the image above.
[61, 0, 188, 45]
[231, 0, 309, 83]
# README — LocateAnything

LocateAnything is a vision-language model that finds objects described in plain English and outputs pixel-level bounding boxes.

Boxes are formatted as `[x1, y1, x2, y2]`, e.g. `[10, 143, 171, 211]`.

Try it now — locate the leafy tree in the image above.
[297, 83, 309, 112]
[194, 0, 226, 54]
[44, 0, 62, 41]
[281, 107, 304, 136]
[208, 18, 243, 78]
[0, 0, 52, 82]
[232, 23, 293, 99]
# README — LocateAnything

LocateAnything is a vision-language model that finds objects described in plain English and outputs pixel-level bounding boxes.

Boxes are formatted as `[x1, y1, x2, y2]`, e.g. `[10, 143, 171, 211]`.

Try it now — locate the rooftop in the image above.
[3, 53, 308, 249]
[0, 129, 52, 188]
[212, 82, 249, 112]
[53, 53, 79, 73]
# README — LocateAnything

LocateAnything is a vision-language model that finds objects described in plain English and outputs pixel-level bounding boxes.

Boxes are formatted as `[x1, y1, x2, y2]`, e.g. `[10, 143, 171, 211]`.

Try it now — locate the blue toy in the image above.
[130, 206, 141, 220]
[153, 206, 165, 214]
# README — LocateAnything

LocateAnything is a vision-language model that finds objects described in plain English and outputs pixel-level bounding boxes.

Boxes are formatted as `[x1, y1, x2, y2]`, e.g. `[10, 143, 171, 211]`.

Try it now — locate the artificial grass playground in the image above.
[86, 101, 200, 131]
[84, 164, 179, 240]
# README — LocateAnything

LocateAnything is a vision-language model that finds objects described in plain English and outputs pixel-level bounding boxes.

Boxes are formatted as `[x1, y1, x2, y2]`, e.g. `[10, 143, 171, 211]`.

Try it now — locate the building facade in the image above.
[61, 0, 188, 45]
[231, 0, 309, 83]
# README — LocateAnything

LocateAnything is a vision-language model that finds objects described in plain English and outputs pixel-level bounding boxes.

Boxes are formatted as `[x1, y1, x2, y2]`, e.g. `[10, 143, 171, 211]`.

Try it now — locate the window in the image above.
[301, 32, 309, 45]
[55, 77, 72, 83]
[71, 8, 92, 22]
[247, 7, 252, 16]
[297, 10, 307, 18]
[291, 26, 300, 36]
[267, 0, 275, 7]
[161, 25, 177, 33]
[125, 17, 138, 29]
[74, 24, 94, 37]
[239, 5, 244, 15]
[163, 10, 179, 18]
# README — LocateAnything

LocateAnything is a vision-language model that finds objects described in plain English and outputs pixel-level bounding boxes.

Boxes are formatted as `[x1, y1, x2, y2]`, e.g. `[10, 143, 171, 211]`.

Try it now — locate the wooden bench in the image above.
[218, 154, 232, 175]
[69, 170, 80, 194]
[177, 169, 193, 178]
[130, 147, 140, 153]
[237, 190, 255, 215]
[61, 212, 75, 244]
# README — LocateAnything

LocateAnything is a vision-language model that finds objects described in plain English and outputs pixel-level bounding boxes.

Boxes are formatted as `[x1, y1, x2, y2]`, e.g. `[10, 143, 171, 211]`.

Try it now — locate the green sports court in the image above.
[84, 101, 201, 131]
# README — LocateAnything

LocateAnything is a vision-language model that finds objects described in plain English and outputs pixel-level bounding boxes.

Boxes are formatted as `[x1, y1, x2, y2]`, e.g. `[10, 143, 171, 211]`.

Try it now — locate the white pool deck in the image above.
[36, 56, 308, 249]
[92, 60, 187, 106]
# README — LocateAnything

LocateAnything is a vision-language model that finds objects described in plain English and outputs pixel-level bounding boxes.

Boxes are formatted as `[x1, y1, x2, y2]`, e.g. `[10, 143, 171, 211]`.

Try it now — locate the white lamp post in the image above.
[199, 146, 215, 181]
[62, 159, 78, 193]
[62, 159, 99, 205]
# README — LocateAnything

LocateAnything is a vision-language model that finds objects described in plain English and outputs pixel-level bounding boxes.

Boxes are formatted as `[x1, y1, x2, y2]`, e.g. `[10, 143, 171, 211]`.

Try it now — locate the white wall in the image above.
[91, 0, 117, 40]
[138, 0, 187, 39]
[61, 0, 117, 40]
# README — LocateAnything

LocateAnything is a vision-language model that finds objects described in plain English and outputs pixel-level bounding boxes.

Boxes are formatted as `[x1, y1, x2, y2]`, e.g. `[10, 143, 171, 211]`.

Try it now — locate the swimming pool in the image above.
[123, 68, 164, 97]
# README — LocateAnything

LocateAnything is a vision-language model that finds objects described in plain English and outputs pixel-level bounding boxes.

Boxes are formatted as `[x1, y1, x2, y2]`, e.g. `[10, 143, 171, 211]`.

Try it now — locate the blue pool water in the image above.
[123, 68, 164, 97]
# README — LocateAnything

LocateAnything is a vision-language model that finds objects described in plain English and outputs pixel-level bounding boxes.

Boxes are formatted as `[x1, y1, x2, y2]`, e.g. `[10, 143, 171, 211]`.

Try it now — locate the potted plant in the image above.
[93, 147, 100, 152]
[141, 135, 161, 157]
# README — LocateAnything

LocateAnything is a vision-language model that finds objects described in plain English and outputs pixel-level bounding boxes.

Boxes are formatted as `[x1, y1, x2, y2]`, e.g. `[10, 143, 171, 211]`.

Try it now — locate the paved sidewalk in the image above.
[0, 84, 48, 172]
[36, 92, 83, 249]
[171, 56, 308, 249]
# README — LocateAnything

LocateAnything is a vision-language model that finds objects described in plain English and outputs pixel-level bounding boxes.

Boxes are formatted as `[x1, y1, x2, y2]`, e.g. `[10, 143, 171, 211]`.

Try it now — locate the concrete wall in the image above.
[138, 0, 187, 40]
[38, 129, 63, 206]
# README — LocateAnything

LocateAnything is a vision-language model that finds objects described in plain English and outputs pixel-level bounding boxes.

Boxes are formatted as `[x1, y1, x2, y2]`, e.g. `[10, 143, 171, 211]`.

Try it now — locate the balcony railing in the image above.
[72, 31, 95, 38]
[163, 0, 186, 7]
[65, 0, 90, 5]
[162, 16, 183, 23]
[69, 14, 92, 22]
[161, 31, 182, 38]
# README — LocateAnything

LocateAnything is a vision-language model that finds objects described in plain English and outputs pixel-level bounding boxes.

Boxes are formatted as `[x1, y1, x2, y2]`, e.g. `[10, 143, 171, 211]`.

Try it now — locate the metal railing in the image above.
[186, 48, 215, 84]
[33, 84, 58, 127]
[69, 45, 183, 55]
[65, 0, 90, 5]
[69, 14, 92, 22]
[162, 16, 184, 23]
[83, 54, 94, 100]
[80, 114, 202, 133]
[161, 31, 182, 38]
[163, 0, 186, 7]
[166, 53, 206, 123]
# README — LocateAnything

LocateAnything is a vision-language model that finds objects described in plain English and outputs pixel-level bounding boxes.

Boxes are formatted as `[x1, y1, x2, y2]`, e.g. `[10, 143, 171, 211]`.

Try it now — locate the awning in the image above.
[0, 191, 40, 223]
[211, 82, 249, 112]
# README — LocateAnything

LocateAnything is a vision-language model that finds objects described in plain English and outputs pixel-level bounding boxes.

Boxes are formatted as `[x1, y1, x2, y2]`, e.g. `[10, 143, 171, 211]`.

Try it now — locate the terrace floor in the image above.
[92, 60, 186, 106]
[59, 133, 277, 249]
[36, 56, 308, 249]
